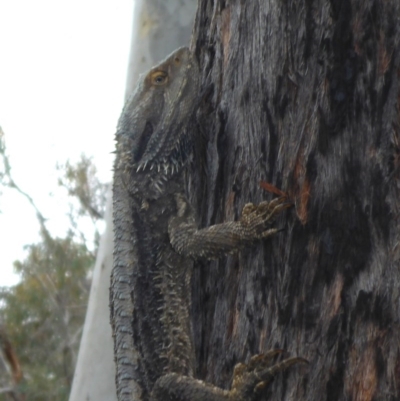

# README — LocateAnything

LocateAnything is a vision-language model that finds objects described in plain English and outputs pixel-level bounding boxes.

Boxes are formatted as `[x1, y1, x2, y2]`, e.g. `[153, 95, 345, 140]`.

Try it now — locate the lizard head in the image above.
[116, 47, 199, 192]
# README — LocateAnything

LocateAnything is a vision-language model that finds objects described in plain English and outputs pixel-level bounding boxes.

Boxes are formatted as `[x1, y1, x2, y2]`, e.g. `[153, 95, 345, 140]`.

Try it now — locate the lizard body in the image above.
[110, 47, 305, 401]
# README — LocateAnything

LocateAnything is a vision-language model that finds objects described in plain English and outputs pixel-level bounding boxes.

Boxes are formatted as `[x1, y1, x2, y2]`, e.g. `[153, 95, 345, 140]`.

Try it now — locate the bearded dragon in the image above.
[110, 47, 305, 401]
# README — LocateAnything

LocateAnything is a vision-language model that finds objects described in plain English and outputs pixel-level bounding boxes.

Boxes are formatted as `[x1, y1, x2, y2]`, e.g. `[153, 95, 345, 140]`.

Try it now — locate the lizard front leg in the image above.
[150, 351, 307, 401]
[168, 194, 291, 259]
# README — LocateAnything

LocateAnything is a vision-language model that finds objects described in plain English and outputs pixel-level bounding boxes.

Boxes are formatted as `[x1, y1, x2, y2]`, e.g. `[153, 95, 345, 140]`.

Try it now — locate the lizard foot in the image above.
[240, 196, 292, 240]
[229, 350, 308, 400]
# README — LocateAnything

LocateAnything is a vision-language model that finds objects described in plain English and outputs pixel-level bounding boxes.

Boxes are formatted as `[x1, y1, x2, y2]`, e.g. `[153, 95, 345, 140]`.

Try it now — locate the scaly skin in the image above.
[110, 47, 305, 401]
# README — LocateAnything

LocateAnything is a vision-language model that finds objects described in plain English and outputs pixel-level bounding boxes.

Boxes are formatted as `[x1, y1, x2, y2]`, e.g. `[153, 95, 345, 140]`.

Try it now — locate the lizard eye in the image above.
[151, 71, 168, 85]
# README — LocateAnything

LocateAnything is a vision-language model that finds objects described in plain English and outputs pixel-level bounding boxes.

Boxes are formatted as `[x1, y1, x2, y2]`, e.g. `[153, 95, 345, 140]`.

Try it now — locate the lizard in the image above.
[110, 46, 306, 401]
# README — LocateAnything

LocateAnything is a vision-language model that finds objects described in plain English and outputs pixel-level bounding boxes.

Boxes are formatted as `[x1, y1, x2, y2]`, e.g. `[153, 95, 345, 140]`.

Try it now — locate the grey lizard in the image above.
[110, 47, 306, 401]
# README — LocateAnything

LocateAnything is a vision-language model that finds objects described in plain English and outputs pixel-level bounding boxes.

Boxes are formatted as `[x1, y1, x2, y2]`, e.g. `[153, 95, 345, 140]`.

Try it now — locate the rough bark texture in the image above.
[189, 1, 400, 400]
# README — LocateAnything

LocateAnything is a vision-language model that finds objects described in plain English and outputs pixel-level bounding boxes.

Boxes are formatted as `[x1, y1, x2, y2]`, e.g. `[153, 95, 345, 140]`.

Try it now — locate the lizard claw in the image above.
[240, 197, 292, 240]
[230, 350, 308, 400]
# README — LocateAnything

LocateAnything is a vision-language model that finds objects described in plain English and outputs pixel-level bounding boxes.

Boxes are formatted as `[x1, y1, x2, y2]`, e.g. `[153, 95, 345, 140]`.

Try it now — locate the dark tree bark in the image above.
[189, 1, 400, 400]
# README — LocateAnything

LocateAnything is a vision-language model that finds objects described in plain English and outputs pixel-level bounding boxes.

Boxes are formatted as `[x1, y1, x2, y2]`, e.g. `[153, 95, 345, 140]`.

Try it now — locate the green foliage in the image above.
[0, 235, 94, 401]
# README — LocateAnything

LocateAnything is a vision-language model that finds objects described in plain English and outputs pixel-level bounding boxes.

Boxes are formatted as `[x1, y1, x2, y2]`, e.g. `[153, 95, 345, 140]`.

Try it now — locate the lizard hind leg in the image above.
[150, 351, 306, 401]
[151, 373, 230, 401]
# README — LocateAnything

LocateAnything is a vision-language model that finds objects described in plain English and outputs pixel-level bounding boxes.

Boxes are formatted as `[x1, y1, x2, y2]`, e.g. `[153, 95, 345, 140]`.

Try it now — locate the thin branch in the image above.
[0, 126, 51, 241]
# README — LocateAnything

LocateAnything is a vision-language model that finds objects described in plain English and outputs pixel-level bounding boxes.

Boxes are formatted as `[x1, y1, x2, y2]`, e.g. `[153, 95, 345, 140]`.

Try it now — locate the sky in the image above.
[0, 1, 134, 286]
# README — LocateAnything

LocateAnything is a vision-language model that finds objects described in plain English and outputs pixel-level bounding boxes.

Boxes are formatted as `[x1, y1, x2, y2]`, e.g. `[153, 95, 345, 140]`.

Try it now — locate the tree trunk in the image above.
[189, 1, 400, 400]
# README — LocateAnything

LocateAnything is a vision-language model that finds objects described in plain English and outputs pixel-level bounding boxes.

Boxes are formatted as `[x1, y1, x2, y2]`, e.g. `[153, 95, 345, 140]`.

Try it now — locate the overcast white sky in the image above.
[0, 1, 133, 285]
